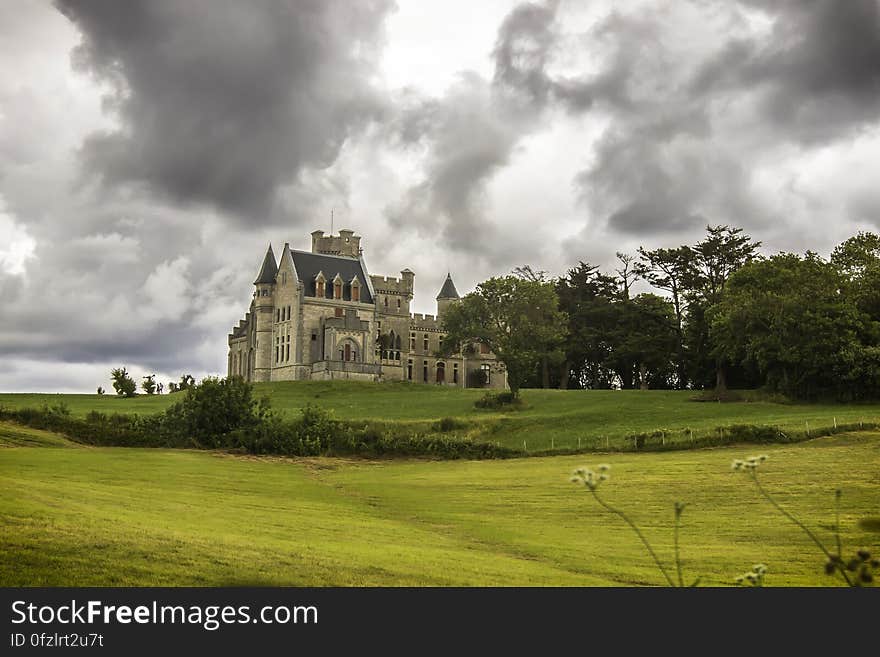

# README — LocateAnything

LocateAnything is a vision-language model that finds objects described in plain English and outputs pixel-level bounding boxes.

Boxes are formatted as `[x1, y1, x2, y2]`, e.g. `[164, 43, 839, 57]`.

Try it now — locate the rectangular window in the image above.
[335, 307, 343, 317]
[481, 363, 491, 385]
[286, 344, 290, 361]
[480, 343, 490, 354]
[410, 333, 415, 350]
[317, 281, 325, 297]
[407, 360, 413, 381]
[276, 309, 280, 323]
[334, 282, 342, 299]
[423, 335, 429, 351]
[423, 361, 428, 382]
[352, 285, 360, 302]
[453, 364, 459, 384]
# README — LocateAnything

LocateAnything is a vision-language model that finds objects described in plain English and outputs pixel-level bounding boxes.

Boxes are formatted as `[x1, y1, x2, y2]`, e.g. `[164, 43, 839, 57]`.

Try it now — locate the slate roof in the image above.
[436, 273, 460, 299]
[291, 250, 374, 304]
[253, 244, 278, 284]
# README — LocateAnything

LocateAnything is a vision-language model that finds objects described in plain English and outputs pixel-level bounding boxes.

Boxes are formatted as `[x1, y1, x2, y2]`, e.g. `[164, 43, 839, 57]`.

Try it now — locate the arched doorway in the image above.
[436, 362, 446, 384]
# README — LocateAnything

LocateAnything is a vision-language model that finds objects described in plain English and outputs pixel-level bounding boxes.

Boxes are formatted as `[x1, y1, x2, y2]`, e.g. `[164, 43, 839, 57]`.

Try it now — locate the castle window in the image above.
[334, 281, 342, 299]
[397, 298, 401, 309]
[384, 296, 388, 307]
[317, 281, 325, 297]
[410, 333, 415, 350]
[423, 335, 429, 351]
[407, 360, 413, 380]
[352, 285, 360, 302]
[436, 362, 445, 384]
[287, 306, 291, 321]
[481, 363, 491, 385]
[480, 342, 490, 354]
[335, 307, 344, 317]
[423, 361, 428, 383]
[282, 272, 287, 285]
[276, 309, 280, 323]
[453, 364, 459, 384]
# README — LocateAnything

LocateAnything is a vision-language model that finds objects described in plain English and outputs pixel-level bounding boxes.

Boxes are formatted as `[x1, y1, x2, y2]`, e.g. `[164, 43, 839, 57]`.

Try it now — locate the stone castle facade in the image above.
[228, 229, 507, 389]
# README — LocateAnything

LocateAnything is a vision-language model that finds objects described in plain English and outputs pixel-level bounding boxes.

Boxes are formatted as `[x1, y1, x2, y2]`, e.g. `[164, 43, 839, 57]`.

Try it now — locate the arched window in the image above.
[344, 343, 351, 362]
[436, 362, 445, 384]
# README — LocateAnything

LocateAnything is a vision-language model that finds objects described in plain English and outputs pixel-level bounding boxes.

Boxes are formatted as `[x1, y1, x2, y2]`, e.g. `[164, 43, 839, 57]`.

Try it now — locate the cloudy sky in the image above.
[2, 0, 880, 392]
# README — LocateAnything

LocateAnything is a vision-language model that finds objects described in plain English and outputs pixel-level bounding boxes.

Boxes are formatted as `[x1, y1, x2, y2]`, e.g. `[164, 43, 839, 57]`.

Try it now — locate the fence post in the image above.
[805, 420, 810, 436]
[833, 417, 837, 429]
[523, 440, 527, 452]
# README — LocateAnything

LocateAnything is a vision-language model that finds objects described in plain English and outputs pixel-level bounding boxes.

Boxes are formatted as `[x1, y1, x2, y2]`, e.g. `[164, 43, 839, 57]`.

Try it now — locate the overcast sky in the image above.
[2, 0, 880, 392]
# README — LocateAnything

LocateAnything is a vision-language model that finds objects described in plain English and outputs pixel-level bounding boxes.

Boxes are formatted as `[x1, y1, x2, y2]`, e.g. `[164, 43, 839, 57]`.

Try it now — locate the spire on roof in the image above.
[436, 272, 460, 299]
[253, 244, 278, 284]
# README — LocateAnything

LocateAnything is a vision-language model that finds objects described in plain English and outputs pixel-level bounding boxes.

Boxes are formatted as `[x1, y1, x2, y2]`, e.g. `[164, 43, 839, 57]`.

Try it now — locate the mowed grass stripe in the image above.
[0, 447, 608, 586]
[2, 432, 878, 586]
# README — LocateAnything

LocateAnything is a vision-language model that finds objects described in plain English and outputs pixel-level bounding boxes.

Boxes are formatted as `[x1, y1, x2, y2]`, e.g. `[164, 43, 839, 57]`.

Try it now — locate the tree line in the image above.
[442, 226, 880, 401]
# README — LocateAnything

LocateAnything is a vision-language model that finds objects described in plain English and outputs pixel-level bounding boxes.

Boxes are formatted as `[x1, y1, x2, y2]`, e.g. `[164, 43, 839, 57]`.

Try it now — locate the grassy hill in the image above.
[1, 430, 877, 586]
[4, 381, 880, 451]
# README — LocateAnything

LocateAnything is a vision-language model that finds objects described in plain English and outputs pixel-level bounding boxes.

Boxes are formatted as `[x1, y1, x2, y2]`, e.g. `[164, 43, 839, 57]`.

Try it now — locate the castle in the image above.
[228, 229, 507, 389]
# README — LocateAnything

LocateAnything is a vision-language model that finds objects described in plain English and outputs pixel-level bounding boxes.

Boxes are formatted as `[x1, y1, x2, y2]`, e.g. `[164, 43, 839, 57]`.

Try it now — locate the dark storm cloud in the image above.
[54, 0, 394, 221]
[385, 0, 590, 258]
[694, 0, 880, 144]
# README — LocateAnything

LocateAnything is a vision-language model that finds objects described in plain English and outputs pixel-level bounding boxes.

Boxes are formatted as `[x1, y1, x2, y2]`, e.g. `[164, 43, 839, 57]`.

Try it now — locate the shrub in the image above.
[165, 376, 268, 448]
[474, 391, 521, 410]
[434, 416, 468, 432]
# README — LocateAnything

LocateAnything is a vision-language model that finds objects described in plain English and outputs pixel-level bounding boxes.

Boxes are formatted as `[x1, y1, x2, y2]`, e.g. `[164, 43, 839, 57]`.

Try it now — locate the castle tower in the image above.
[310, 229, 361, 258]
[252, 244, 277, 382]
[436, 272, 460, 319]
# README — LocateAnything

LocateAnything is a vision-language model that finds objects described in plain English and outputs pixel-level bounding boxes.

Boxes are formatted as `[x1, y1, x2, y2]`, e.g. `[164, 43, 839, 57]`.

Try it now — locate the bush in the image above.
[165, 375, 267, 448]
[434, 416, 468, 432]
[474, 391, 521, 410]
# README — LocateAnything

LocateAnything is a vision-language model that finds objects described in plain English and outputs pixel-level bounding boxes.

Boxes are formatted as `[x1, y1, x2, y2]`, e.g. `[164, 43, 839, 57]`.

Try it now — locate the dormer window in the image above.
[315, 271, 326, 298]
[333, 274, 343, 300]
[351, 277, 361, 302]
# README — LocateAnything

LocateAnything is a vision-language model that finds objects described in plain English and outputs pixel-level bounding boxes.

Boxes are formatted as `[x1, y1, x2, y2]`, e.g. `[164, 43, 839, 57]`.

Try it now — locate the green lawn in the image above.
[1, 429, 877, 586]
[5, 382, 880, 451]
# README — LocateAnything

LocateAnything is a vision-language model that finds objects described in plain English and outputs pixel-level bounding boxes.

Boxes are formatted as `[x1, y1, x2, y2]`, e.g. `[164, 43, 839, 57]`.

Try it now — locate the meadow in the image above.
[1, 421, 878, 586]
[4, 381, 880, 451]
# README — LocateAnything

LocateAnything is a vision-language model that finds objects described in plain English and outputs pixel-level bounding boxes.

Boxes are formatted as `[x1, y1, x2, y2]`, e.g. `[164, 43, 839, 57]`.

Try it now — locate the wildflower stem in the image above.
[591, 489, 676, 586]
[749, 471, 853, 586]
[674, 507, 684, 588]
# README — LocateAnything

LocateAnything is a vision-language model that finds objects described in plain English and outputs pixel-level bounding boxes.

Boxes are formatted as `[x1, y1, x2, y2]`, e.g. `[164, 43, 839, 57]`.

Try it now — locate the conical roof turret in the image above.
[436, 272, 460, 299]
[254, 244, 278, 284]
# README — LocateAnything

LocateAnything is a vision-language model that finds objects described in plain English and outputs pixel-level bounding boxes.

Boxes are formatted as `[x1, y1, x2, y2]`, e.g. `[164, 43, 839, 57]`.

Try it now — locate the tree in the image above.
[96, 386, 105, 395]
[686, 225, 761, 392]
[110, 367, 137, 398]
[141, 374, 157, 395]
[636, 245, 696, 388]
[710, 253, 875, 400]
[556, 262, 628, 389]
[440, 276, 568, 397]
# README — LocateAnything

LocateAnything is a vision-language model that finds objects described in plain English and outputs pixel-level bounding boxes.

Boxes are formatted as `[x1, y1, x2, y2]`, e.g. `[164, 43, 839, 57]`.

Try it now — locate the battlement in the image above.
[311, 229, 361, 258]
[411, 313, 438, 324]
[370, 271, 414, 294]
